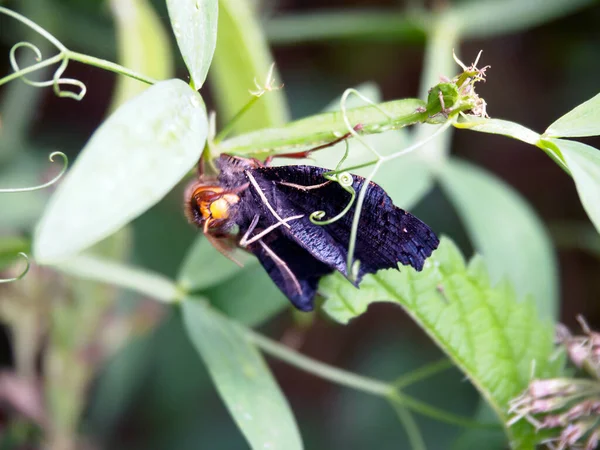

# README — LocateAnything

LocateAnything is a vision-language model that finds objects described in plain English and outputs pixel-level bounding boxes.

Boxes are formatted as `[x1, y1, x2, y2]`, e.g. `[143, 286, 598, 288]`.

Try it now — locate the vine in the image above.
[0, 7, 156, 100]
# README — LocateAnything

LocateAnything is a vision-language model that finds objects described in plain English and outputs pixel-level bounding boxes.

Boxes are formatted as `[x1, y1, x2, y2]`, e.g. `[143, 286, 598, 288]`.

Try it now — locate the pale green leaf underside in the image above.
[546, 92, 600, 138]
[109, 0, 174, 111]
[440, 159, 558, 320]
[454, 116, 540, 145]
[166, 0, 218, 89]
[455, 116, 571, 173]
[209, 0, 289, 133]
[182, 298, 302, 450]
[177, 238, 288, 326]
[178, 235, 257, 292]
[550, 139, 600, 235]
[319, 237, 559, 448]
[220, 98, 428, 158]
[34, 80, 207, 263]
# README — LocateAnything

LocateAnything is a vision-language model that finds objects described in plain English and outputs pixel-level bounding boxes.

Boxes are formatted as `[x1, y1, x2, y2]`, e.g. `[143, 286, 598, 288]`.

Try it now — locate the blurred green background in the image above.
[0, 0, 599, 448]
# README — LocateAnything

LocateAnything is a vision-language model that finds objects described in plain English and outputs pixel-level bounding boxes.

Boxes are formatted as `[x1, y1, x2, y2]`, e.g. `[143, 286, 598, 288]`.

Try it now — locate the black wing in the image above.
[245, 228, 334, 311]
[240, 164, 439, 282]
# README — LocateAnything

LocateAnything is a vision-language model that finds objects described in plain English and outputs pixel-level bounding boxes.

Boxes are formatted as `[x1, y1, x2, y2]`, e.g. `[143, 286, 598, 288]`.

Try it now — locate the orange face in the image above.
[187, 184, 240, 231]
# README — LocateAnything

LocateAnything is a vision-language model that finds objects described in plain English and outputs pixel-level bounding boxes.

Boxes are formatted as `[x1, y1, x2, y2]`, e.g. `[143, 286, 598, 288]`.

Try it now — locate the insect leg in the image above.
[245, 170, 291, 228]
[239, 214, 304, 247]
[258, 240, 303, 296]
[264, 123, 364, 164]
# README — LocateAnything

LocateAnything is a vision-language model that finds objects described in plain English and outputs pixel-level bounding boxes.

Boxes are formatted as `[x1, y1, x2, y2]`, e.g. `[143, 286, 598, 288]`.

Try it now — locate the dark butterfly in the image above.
[185, 154, 439, 311]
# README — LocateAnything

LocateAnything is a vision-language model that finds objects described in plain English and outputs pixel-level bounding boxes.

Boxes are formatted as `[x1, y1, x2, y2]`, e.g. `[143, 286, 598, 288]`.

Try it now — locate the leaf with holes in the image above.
[319, 237, 561, 448]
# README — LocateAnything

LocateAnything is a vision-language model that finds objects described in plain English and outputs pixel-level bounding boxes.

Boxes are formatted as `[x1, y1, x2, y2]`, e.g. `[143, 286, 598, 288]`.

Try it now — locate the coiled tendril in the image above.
[310, 140, 358, 226]
[0, 253, 30, 284]
[0, 151, 68, 193]
[9, 41, 86, 101]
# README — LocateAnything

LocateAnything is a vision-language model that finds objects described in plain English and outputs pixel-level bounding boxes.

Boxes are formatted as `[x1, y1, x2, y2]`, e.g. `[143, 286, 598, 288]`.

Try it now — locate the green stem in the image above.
[412, 13, 460, 167]
[393, 358, 454, 389]
[389, 392, 497, 430]
[67, 51, 157, 86]
[245, 327, 391, 396]
[390, 402, 427, 450]
[54, 254, 180, 303]
[214, 95, 261, 143]
[0, 6, 66, 51]
[0, 53, 63, 87]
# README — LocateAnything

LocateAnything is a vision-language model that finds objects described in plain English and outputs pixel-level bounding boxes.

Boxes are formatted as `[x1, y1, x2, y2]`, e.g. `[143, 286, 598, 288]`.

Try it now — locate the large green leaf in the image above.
[545, 92, 600, 138]
[440, 159, 557, 319]
[209, 0, 289, 133]
[549, 139, 600, 235]
[109, 0, 174, 110]
[182, 298, 302, 449]
[34, 80, 207, 263]
[319, 237, 560, 449]
[166, 0, 218, 89]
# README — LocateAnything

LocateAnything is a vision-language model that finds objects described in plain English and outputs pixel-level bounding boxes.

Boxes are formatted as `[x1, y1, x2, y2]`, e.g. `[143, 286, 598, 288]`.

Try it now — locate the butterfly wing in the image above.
[245, 229, 334, 311]
[246, 165, 439, 281]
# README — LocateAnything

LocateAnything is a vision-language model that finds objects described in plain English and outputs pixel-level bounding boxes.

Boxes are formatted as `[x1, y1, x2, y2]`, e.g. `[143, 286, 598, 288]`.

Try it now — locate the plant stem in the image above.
[0, 6, 66, 51]
[389, 392, 498, 430]
[390, 402, 427, 450]
[67, 51, 157, 85]
[0, 53, 63, 87]
[245, 327, 392, 397]
[393, 358, 454, 389]
[214, 95, 261, 143]
[55, 255, 180, 303]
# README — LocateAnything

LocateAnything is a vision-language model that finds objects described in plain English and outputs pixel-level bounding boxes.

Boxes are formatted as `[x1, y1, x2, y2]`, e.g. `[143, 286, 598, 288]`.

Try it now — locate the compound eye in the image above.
[209, 198, 230, 219]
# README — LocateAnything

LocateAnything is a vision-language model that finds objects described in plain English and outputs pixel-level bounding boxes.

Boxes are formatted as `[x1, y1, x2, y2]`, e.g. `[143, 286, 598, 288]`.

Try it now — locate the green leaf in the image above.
[166, 0, 218, 89]
[454, 117, 540, 145]
[109, 0, 174, 110]
[545, 93, 600, 138]
[440, 159, 557, 319]
[549, 139, 600, 235]
[177, 236, 256, 292]
[454, 117, 569, 173]
[209, 0, 289, 133]
[33, 80, 207, 263]
[177, 237, 288, 326]
[182, 297, 302, 449]
[319, 237, 560, 448]
[220, 98, 428, 158]
[202, 264, 288, 326]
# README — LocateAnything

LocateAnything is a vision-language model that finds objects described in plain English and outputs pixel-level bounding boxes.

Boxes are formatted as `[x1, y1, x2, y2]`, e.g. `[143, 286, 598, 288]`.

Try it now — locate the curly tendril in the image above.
[9, 41, 86, 100]
[0, 151, 68, 193]
[310, 141, 357, 226]
[1, 7, 156, 100]
[309, 173, 356, 226]
[0, 253, 30, 284]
